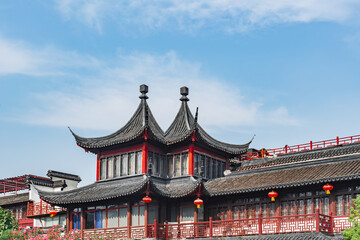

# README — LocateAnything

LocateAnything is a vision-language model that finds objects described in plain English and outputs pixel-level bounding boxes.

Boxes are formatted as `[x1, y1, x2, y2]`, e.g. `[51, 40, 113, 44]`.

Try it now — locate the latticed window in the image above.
[193, 152, 226, 179]
[99, 150, 142, 180]
[166, 151, 189, 178]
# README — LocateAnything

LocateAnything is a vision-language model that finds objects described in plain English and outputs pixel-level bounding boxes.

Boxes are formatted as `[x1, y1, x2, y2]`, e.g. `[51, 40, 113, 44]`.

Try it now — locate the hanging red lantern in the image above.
[268, 190, 278, 202]
[323, 184, 333, 195]
[49, 209, 57, 218]
[194, 198, 203, 209]
[142, 195, 152, 203]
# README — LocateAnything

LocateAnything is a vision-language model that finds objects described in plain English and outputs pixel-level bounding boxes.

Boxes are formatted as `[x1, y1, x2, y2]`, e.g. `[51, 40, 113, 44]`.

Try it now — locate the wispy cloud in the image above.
[17, 50, 299, 133]
[54, 0, 360, 33]
[0, 35, 101, 76]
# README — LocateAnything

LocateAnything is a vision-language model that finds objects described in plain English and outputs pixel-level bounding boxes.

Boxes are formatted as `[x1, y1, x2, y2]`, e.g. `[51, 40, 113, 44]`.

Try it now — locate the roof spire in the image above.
[139, 84, 149, 100]
[180, 86, 189, 102]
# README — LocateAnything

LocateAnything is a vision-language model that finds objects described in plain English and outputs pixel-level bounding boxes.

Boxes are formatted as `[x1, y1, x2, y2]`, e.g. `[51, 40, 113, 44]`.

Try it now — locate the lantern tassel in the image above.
[326, 190, 330, 195]
[271, 197, 275, 202]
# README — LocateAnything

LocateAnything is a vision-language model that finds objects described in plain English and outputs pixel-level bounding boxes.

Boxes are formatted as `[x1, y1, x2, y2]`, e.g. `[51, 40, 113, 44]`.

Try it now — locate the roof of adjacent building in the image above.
[240, 232, 343, 240]
[204, 144, 360, 196]
[47, 170, 82, 182]
[37, 175, 201, 206]
[70, 85, 251, 155]
[0, 193, 29, 206]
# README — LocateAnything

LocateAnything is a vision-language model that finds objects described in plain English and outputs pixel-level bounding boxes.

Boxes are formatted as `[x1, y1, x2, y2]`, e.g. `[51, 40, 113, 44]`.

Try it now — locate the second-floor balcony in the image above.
[27, 200, 65, 217]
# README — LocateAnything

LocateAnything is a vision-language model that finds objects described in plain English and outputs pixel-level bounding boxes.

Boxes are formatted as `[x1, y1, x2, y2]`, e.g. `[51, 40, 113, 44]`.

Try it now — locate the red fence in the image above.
[18, 218, 34, 229]
[27, 201, 65, 217]
[83, 211, 349, 239]
[240, 134, 360, 161]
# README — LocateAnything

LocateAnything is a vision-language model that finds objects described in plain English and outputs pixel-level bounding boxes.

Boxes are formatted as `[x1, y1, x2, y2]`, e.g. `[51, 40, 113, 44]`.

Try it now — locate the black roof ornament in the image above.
[139, 84, 149, 100]
[180, 86, 189, 102]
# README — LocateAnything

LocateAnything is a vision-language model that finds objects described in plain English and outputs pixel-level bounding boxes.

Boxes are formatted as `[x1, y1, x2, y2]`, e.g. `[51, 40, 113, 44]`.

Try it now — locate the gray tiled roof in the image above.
[241, 232, 343, 240]
[0, 193, 29, 206]
[70, 85, 251, 155]
[38, 175, 201, 206]
[47, 170, 81, 182]
[204, 155, 360, 196]
[70, 99, 165, 150]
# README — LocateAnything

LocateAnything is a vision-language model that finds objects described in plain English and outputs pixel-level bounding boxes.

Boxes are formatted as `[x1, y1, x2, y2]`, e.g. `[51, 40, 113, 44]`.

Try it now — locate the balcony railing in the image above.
[18, 218, 34, 229]
[240, 134, 360, 161]
[27, 200, 65, 217]
[83, 210, 349, 239]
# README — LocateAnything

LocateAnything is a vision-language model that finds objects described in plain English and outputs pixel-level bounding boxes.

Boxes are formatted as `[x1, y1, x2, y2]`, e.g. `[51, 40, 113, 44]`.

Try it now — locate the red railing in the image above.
[18, 218, 34, 229]
[83, 210, 350, 239]
[27, 200, 65, 217]
[240, 134, 360, 161]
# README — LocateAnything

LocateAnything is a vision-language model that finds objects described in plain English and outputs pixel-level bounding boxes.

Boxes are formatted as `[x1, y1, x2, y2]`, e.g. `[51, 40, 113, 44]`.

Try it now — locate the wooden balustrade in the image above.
[27, 200, 65, 217]
[240, 134, 360, 161]
[82, 211, 351, 239]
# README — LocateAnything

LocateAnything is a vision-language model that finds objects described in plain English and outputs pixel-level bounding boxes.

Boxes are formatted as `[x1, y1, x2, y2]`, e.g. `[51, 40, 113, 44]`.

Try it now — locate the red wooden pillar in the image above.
[154, 219, 158, 239]
[189, 144, 194, 175]
[209, 217, 213, 238]
[127, 202, 131, 239]
[329, 212, 334, 234]
[258, 212, 262, 235]
[315, 209, 320, 232]
[67, 208, 73, 233]
[96, 154, 100, 181]
[142, 142, 148, 174]
[226, 159, 229, 170]
[80, 208, 85, 239]
[145, 202, 149, 237]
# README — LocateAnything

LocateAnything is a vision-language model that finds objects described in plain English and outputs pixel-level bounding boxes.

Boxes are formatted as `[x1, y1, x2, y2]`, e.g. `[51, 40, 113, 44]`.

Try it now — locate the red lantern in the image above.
[194, 198, 203, 209]
[268, 191, 278, 202]
[49, 209, 57, 218]
[142, 195, 152, 203]
[323, 184, 333, 195]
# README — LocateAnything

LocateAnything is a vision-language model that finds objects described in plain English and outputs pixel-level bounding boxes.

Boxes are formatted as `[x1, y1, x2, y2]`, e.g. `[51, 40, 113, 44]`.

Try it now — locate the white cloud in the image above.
[22, 51, 299, 133]
[54, 0, 360, 33]
[0, 35, 101, 76]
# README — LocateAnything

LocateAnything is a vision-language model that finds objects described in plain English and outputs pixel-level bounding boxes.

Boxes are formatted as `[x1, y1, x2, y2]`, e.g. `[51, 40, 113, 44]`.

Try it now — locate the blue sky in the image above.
[1, 0, 360, 186]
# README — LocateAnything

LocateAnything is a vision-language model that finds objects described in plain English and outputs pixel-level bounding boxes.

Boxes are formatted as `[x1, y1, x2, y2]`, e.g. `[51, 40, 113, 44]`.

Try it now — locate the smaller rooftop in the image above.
[47, 170, 81, 182]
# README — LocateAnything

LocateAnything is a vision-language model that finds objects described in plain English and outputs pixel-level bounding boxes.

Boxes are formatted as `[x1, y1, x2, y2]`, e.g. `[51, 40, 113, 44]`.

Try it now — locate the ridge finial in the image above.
[139, 84, 149, 100]
[180, 86, 189, 102]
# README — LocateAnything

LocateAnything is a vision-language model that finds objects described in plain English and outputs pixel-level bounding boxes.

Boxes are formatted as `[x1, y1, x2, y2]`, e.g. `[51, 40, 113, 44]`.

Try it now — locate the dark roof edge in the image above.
[205, 173, 360, 197]
[47, 170, 81, 182]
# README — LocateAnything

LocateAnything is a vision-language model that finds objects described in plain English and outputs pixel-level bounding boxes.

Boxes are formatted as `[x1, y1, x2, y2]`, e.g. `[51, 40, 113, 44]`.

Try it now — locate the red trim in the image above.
[142, 143, 148, 174]
[189, 144, 194, 175]
[100, 144, 143, 157]
[96, 154, 100, 181]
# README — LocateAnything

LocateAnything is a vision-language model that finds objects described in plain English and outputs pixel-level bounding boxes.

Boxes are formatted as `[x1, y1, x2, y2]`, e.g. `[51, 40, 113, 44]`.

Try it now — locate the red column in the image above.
[154, 219, 158, 239]
[226, 159, 229, 170]
[189, 144, 194, 175]
[96, 154, 100, 181]
[127, 202, 131, 238]
[67, 209, 72, 233]
[142, 143, 148, 174]
[316, 209, 320, 232]
[145, 203, 149, 237]
[80, 208, 85, 239]
[209, 217, 213, 238]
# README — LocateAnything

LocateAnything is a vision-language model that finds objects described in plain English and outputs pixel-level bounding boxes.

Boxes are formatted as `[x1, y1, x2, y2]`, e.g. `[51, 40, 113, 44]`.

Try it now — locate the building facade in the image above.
[0, 171, 81, 229]
[38, 85, 358, 239]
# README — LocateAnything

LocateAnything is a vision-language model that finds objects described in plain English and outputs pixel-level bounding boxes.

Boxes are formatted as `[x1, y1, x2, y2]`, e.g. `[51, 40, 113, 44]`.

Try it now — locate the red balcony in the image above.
[27, 200, 65, 217]
[240, 134, 360, 161]
[83, 210, 350, 239]
[18, 218, 34, 229]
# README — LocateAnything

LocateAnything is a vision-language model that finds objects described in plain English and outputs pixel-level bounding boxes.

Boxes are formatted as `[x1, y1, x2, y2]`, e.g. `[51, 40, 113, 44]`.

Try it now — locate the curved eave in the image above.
[38, 175, 149, 206]
[196, 127, 252, 155]
[150, 176, 201, 198]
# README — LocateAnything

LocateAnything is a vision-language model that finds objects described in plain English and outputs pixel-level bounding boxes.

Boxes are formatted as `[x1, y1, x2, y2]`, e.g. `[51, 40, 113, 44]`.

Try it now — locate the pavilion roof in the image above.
[37, 175, 201, 206]
[70, 85, 251, 155]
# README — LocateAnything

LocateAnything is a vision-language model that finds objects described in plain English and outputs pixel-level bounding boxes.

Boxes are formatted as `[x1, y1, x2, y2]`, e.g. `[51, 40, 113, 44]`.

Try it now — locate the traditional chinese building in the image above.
[0, 171, 81, 229]
[38, 85, 359, 239]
